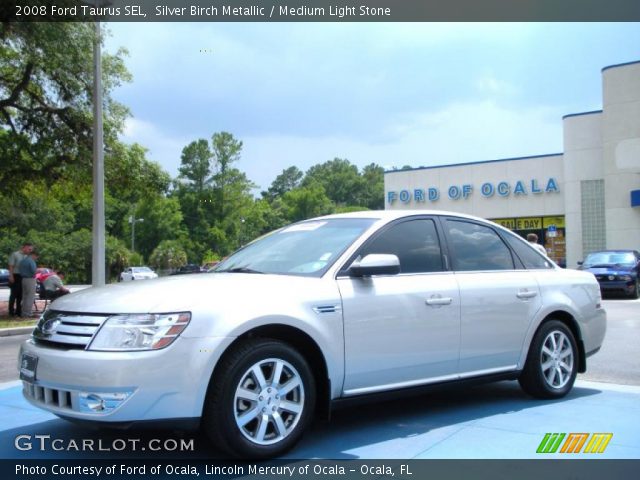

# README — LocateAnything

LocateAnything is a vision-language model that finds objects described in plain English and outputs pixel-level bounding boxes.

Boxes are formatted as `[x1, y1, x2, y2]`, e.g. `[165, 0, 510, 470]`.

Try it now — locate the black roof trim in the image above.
[562, 110, 603, 120]
[602, 59, 640, 72]
[384, 153, 563, 174]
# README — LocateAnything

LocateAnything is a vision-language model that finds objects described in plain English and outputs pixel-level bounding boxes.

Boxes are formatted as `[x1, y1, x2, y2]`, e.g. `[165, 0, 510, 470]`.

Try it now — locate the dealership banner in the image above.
[2, 0, 640, 22]
[3, 459, 640, 479]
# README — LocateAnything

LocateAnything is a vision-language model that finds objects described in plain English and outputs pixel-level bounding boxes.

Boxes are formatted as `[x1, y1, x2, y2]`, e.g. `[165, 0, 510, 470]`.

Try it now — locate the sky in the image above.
[105, 22, 640, 193]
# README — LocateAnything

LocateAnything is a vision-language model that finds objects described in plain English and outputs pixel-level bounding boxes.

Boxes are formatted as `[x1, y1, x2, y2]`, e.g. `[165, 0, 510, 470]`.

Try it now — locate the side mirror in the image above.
[350, 254, 401, 277]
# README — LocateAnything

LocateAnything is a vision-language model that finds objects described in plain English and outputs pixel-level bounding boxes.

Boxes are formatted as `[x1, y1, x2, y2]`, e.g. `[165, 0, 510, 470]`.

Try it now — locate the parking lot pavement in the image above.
[582, 298, 640, 385]
[0, 379, 638, 459]
[1, 297, 638, 460]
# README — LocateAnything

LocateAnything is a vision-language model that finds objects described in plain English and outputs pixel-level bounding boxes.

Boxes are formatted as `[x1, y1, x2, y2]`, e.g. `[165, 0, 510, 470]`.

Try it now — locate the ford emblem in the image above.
[42, 318, 60, 334]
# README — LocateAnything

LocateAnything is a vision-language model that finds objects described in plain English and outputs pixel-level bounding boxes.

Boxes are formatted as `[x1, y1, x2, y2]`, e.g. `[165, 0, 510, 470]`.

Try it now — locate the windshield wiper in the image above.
[216, 267, 264, 274]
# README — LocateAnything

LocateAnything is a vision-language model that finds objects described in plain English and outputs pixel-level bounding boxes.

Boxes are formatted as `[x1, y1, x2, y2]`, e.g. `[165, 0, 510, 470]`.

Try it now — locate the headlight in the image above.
[88, 312, 191, 351]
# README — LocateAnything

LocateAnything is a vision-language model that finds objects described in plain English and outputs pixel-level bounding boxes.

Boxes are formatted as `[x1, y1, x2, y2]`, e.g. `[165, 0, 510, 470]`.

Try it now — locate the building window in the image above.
[581, 179, 606, 254]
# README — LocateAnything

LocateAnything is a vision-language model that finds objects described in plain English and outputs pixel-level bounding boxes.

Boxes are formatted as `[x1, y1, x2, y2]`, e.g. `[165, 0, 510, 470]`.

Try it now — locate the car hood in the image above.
[583, 266, 634, 275]
[49, 273, 324, 314]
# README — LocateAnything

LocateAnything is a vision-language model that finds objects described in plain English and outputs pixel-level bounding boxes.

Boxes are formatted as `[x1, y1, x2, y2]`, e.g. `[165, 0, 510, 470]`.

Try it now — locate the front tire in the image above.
[519, 320, 578, 399]
[630, 280, 639, 299]
[203, 338, 316, 459]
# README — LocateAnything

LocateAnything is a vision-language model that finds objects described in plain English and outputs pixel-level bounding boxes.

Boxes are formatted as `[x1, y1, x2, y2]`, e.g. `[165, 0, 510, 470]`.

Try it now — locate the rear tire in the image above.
[519, 320, 578, 399]
[203, 338, 315, 459]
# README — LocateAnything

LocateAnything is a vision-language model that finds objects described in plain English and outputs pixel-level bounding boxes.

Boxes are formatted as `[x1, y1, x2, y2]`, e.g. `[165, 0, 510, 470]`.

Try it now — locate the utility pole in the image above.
[91, 18, 105, 287]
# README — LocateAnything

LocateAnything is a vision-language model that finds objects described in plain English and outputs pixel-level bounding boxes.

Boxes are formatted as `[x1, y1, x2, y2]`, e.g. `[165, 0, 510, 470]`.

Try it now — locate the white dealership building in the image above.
[385, 60, 640, 268]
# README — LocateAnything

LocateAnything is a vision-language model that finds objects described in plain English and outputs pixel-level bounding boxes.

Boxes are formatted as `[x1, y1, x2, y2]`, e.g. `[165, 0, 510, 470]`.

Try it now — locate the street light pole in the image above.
[91, 18, 105, 287]
[129, 216, 144, 253]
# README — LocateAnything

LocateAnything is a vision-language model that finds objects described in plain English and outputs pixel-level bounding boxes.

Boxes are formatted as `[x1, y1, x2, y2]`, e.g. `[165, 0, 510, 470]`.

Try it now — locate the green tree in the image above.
[149, 240, 188, 271]
[281, 184, 334, 223]
[178, 139, 212, 193]
[126, 196, 186, 260]
[106, 237, 132, 282]
[262, 166, 303, 201]
[210, 132, 245, 220]
[0, 22, 131, 189]
[302, 158, 366, 207]
[173, 132, 258, 259]
[360, 163, 385, 209]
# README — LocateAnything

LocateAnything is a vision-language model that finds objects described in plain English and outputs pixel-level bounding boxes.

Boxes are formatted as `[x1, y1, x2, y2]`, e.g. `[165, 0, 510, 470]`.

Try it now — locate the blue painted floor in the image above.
[1, 379, 639, 459]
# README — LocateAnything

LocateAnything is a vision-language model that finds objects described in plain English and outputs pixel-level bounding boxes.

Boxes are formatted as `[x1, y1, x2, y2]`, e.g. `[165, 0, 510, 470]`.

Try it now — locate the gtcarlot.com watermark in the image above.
[14, 434, 195, 452]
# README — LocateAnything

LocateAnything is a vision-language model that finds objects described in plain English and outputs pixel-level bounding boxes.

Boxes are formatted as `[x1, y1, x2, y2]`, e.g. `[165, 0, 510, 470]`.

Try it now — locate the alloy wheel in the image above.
[540, 330, 574, 389]
[233, 358, 305, 445]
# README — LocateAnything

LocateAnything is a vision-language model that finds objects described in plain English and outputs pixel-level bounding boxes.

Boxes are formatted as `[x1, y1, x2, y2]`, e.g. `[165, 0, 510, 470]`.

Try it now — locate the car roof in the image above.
[314, 209, 491, 223]
[587, 250, 637, 254]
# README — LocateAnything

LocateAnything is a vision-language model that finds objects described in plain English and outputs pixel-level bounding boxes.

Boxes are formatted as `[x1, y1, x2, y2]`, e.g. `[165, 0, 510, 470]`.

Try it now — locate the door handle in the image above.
[517, 289, 538, 299]
[425, 296, 453, 306]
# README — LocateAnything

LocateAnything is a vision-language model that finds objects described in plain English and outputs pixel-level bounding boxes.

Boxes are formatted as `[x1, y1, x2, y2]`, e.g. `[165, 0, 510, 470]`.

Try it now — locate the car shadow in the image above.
[0, 381, 601, 460]
[288, 380, 602, 459]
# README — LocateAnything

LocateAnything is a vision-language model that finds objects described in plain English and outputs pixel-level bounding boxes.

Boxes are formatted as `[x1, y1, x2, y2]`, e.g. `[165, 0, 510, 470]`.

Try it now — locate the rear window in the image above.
[445, 219, 514, 271]
[503, 232, 554, 269]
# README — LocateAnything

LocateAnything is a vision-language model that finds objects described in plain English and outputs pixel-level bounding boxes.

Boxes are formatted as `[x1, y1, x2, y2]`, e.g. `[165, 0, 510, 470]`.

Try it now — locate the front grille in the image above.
[597, 275, 615, 282]
[33, 311, 108, 349]
[23, 382, 74, 411]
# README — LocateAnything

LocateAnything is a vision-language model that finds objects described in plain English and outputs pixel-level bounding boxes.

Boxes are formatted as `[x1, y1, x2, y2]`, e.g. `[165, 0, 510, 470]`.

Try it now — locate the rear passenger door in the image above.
[442, 218, 542, 375]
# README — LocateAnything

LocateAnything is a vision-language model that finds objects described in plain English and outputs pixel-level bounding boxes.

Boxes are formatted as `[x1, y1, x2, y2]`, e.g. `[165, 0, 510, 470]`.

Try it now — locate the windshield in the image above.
[584, 252, 636, 267]
[133, 267, 153, 273]
[214, 218, 376, 277]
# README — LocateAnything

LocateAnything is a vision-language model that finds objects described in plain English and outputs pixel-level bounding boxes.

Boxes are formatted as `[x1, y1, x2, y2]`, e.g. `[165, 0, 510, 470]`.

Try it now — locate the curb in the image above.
[0, 380, 21, 391]
[0, 327, 34, 337]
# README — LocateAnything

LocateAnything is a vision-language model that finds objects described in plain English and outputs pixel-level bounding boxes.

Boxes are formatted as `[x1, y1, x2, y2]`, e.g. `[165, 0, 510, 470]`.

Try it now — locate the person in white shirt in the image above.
[527, 233, 548, 256]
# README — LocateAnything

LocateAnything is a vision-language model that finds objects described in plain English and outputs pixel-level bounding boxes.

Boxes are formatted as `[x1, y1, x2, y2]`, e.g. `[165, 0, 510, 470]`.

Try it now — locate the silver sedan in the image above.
[19, 211, 606, 458]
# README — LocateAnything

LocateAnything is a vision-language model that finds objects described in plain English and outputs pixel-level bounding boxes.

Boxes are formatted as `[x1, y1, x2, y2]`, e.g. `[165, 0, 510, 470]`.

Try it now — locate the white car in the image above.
[119, 266, 158, 282]
[20, 211, 606, 458]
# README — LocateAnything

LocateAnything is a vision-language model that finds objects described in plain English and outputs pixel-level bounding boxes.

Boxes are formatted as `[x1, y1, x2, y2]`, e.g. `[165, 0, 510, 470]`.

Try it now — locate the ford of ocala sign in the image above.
[387, 178, 560, 205]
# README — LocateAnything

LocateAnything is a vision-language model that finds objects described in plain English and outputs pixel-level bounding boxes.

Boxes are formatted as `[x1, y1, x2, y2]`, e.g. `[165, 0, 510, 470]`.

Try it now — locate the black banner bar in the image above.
[2, 0, 640, 22]
[3, 459, 640, 480]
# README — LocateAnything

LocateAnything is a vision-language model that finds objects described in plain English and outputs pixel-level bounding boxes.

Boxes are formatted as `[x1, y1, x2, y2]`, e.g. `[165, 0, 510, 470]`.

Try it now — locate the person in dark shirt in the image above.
[7, 242, 33, 316]
[18, 251, 38, 318]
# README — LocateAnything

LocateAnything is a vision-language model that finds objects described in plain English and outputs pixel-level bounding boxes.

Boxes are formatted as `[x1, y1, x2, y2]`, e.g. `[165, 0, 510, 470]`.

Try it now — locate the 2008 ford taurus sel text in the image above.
[19, 211, 606, 458]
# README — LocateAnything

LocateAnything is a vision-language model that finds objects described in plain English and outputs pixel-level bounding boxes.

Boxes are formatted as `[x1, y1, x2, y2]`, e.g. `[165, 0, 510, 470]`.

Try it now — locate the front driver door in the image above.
[337, 217, 461, 396]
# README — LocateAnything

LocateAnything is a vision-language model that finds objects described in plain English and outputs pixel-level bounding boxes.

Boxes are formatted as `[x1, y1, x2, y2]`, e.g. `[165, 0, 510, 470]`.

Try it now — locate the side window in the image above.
[359, 219, 443, 273]
[446, 220, 514, 271]
[503, 232, 553, 269]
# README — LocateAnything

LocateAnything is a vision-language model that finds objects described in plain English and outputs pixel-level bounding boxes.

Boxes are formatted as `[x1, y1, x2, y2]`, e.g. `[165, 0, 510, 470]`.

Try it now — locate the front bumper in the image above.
[19, 335, 234, 423]
[597, 279, 636, 295]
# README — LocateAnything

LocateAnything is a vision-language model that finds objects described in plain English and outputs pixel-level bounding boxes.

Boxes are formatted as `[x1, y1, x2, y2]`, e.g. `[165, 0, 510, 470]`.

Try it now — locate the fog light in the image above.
[83, 394, 104, 412]
[79, 391, 132, 414]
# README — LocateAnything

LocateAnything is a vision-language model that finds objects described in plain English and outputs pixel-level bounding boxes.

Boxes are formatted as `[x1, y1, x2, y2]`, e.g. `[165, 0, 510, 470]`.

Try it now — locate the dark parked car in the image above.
[0, 268, 9, 287]
[578, 250, 640, 299]
[170, 264, 205, 275]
